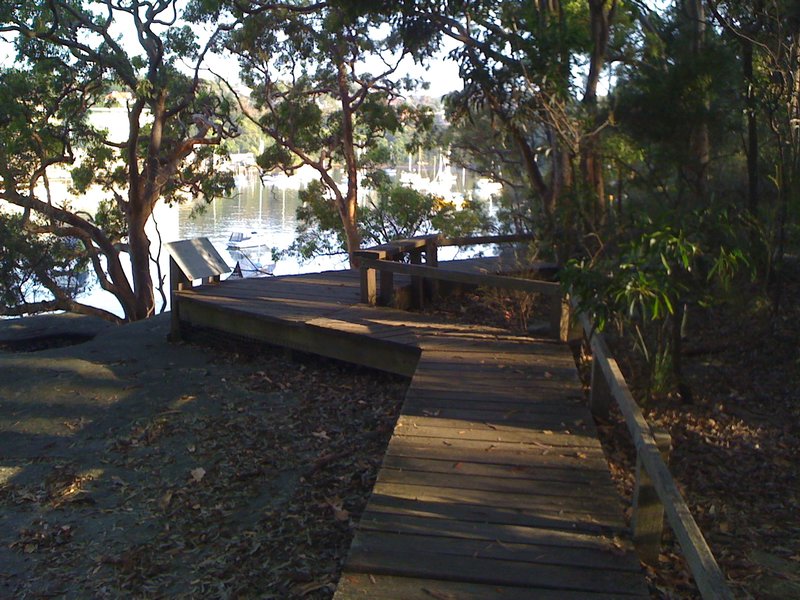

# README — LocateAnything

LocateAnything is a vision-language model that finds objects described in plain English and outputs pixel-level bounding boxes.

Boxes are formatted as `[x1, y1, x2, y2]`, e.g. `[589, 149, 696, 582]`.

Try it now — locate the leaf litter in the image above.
[0, 336, 406, 599]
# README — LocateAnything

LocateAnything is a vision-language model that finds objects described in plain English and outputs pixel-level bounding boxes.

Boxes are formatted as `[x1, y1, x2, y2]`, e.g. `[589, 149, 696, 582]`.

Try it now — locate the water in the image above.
[74, 167, 497, 316]
[78, 172, 347, 316]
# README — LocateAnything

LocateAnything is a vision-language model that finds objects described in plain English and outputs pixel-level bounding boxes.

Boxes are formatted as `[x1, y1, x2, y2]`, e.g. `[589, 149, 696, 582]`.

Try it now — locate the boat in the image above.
[227, 230, 267, 250]
[474, 177, 503, 200]
[228, 251, 276, 279]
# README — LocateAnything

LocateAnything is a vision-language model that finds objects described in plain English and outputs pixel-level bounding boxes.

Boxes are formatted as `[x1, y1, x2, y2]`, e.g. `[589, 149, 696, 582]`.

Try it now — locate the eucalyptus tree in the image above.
[424, 0, 626, 259]
[210, 1, 437, 266]
[0, 0, 237, 321]
[709, 1, 800, 276]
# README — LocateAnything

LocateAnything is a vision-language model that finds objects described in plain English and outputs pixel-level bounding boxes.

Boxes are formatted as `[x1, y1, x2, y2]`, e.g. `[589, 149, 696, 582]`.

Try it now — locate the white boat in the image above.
[228, 250, 276, 279]
[474, 178, 503, 200]
[227, 230, 267, 249]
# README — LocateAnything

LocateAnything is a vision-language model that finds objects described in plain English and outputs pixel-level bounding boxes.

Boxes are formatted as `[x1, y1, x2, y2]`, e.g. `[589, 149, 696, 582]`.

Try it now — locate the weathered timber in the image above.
[379, 455, 613, 484]
[437, 232, 536, 247]
[375, 468, 619, 501]
[344, 544, 648, 596]
[348, 529, 638, 571]
[176, 295, 419, 376]
[633, 426, 673, 563]
[169, 261, 651, 598]
[364, 493, 627, 535]
[336, 573, 645, 600]
[356, 510, 626, 549]
[359, 257, 561, 296]
[575, 310, 734, 598]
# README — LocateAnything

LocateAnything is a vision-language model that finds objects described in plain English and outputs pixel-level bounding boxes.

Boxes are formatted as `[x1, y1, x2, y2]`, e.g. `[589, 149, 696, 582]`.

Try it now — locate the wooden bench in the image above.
[164, 237, 230, 341]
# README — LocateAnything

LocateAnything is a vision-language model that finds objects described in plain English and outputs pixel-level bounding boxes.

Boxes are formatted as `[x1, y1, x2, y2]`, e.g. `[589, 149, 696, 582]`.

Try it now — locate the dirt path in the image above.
[0, 314, 407, 598]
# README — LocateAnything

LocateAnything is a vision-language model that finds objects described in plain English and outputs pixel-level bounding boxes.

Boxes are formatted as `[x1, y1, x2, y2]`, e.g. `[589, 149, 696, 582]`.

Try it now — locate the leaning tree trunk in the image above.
[126, 204, 155, 321]
[336, 60, 362, 267]
[581, 0, 615, 230]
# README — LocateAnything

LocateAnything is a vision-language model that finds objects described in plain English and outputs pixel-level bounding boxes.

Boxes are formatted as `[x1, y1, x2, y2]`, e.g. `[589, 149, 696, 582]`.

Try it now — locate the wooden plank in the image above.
[401, 399, 589, 420]
[364, 493, 626, 534]
[380, 455, 614, 485]
[414, 346, 577, 363]
[348, 530, 639, 572]
[359, 257, 561, 296]
[412, 364, 580, 382]
[403, 385, 584, 403]
[391, 418, 598, 442]
[187, 284, 359, 304]
[344, 544, 648, 596]
[376, 468, 619, 500]
[306, 316, 420, 343]
[356, 510, 627, 550]
[437, 232, 536, 247]
[335, 573, 644, 600]
[404, 390, 585, 408]
[177, 298, 419, 376]
[370, 482, 625, 517]
[386, 437, 611, 470]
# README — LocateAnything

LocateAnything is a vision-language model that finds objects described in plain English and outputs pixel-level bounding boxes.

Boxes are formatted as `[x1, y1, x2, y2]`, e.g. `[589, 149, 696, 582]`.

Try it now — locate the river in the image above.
[73, 166, 497, 317]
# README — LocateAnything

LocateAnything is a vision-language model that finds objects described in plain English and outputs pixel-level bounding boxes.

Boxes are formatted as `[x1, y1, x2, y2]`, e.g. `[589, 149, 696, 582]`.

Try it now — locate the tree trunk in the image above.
[126, 206, 154, 320]
[742, 38, 760, 216]
[337, 60, 361, 267]
[684, 0, 710, 204]
[582, 0, 615, 230]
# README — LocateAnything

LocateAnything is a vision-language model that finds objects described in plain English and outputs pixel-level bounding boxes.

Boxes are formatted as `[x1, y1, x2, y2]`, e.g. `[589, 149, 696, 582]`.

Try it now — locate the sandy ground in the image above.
[0, 313, 406, 598]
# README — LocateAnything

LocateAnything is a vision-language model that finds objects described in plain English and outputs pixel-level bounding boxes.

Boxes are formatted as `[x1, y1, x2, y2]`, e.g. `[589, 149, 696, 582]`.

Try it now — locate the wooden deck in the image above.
[172, 263, 649, 598]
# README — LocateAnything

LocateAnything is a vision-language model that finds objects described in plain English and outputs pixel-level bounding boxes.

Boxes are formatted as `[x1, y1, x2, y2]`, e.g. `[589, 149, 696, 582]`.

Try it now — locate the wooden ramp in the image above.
[172, 265, 649, 598]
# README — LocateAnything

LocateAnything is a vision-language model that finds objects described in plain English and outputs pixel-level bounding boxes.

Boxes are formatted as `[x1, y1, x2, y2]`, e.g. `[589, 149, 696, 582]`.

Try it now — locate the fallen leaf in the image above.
[190, 467, 206, 483]
[159, 489, 173, 510]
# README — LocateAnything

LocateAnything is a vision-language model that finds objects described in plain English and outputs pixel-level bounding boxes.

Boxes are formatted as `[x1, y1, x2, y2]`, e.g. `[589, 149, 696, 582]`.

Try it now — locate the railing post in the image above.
[169, 257, 191, 342]
[633, 428, 673, 564]
[424, 235, 439, 302]
[589, 355, 612, 421]
[409, 249, 424, 309]
[360, 264, 377, 305]
[556, 294, 583, 342]
[379, 267, 394, 306]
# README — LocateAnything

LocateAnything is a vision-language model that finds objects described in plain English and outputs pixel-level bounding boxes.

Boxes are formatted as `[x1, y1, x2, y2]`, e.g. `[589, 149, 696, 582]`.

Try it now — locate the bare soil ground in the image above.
[0, 315, 406, 599]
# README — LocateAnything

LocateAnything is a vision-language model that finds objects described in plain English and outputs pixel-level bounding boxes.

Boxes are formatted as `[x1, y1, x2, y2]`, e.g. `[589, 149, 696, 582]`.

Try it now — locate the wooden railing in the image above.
[355, 233, 733, 599]
[354, 233, 568, 338]
[574, 308, 734, 599]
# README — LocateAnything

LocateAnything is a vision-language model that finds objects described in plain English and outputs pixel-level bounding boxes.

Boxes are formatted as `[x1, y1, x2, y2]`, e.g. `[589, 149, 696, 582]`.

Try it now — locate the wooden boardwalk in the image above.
[172, 263, 649, 598]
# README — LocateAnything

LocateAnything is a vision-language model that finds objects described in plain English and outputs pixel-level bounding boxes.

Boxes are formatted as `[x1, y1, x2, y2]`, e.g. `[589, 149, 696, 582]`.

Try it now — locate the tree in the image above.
[0, 0, 237, 321]
[288, 171, 491, 262]
[424, 0, 631, 261]
[709, 0, 800, 310]
[213, 1, 436, 267]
